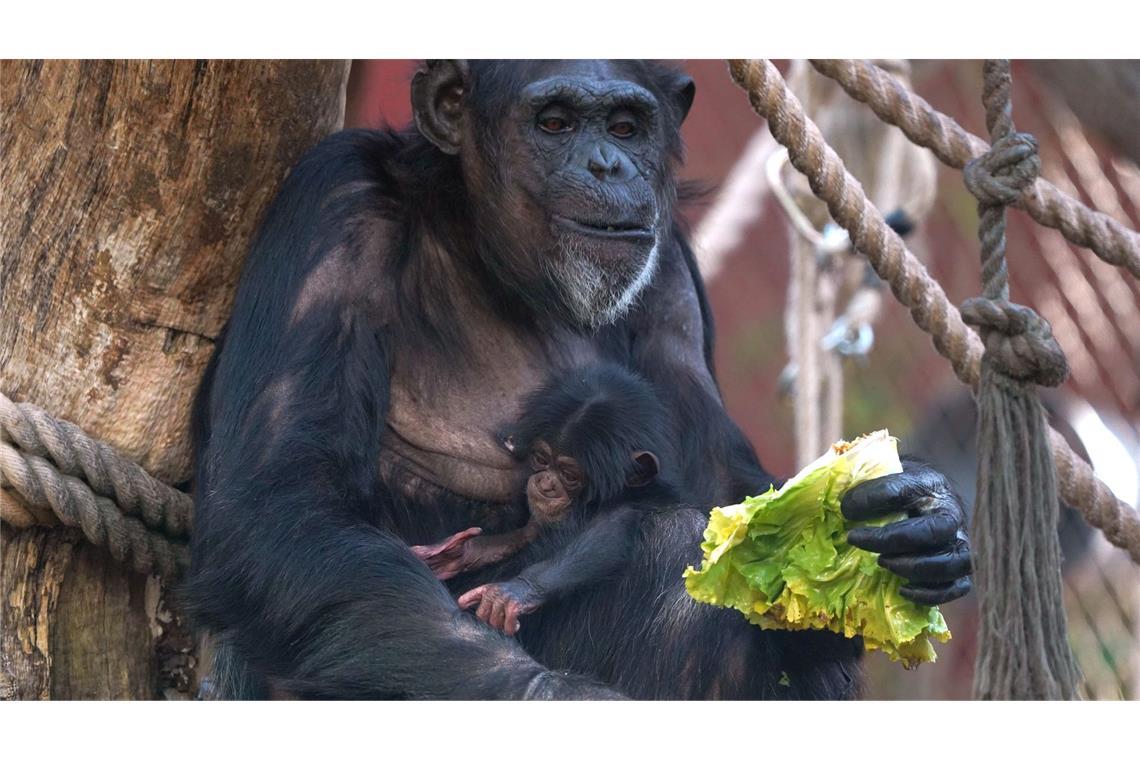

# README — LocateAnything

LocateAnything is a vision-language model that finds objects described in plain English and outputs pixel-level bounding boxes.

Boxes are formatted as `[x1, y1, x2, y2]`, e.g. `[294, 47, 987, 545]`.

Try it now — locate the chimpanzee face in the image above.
[525, 440, 584, 523]
[503, 69, 669, 328]
[523, 437, 661, 524]
[412, 60, 693, 331]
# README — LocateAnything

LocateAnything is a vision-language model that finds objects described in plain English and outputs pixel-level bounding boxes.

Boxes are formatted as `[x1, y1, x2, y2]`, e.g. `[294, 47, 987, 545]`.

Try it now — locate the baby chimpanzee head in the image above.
[510, 363, 672, 522]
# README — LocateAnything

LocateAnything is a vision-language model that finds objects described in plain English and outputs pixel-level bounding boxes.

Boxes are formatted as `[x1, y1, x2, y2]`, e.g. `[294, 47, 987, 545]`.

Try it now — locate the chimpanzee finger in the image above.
[841, 470, 946, 521]
[441, 526, 482, 551]
[456, 586, 484, 610]
[412, 526, 483, 562]
[489, 599, 507, 632]
[846, 512, 959, 555]
[477, 594, 495, 623]
[899, 576, 972, 605]
[504, 604, 520, 636]
[876, 542, 971, 584]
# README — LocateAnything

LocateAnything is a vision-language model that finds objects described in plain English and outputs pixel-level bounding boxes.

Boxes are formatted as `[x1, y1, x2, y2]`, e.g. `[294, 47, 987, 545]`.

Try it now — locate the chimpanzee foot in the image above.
[409, 527, 483, 580]
[457, 578, 543, 635]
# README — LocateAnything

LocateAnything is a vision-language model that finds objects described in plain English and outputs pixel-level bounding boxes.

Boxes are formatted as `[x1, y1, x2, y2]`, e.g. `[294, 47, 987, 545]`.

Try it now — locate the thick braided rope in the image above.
[1, 441, 189, 576]
[808, 59, 1140, 280]
[967, 59, 1034, 300]
[0, 392, 191, 538]
[726, 59, 1140, 564]
[964, 59, 1078, 700]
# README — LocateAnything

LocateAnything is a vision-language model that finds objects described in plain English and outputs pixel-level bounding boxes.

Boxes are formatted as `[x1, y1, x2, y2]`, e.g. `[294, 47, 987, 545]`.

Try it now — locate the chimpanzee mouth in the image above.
[553, 215, 655, 242]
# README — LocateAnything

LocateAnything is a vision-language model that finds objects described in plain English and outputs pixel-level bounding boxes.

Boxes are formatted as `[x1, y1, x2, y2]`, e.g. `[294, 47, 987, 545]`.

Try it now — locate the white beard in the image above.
[545, 233, 661, 330]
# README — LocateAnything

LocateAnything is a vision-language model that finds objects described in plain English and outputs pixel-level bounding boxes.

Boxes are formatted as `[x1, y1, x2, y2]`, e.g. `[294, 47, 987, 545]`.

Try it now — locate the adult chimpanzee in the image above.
[186, 60, 972, 700]
[412, 362, 683, 635]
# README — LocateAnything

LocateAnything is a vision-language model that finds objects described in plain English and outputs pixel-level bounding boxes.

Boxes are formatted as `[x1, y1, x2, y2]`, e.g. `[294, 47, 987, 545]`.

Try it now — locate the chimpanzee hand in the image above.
[409, 527, 483, 581]
[841, 459, 972, 605]
[457, 578, 544, 636]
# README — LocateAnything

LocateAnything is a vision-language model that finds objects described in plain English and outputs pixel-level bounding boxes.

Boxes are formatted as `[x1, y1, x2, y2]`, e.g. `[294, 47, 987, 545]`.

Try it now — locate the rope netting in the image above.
[1, 59, 1138, 701]
[726, 57, 1140, 699]
[808, 60, 1140, 280]
[726, 59, 1140, 566]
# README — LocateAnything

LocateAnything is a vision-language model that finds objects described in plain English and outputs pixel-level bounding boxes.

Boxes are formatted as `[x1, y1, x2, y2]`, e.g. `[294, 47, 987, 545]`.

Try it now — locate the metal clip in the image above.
[821, 317, 874, 357]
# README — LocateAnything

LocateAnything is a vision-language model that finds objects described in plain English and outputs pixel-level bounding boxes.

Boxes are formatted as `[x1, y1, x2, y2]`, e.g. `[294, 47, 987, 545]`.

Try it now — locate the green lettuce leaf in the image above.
[683, 430, 951, 668]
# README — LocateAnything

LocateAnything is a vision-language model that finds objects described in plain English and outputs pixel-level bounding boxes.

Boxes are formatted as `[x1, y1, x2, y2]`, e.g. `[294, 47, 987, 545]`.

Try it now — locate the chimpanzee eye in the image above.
[608, 120, 636, 138]
[531, 450, 549, 469]
[560, 468, 579, 487]
[538, 116, 573, 134]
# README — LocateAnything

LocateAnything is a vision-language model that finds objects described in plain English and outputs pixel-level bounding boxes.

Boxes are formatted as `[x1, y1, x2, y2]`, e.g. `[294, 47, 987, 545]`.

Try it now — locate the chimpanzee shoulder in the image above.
[184, 61, 967, 702]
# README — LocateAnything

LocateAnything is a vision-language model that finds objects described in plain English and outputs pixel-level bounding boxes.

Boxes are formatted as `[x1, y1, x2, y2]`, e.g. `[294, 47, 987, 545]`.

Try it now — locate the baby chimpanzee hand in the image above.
[409, 527, 483, 580]
[457, 578, 543, 636]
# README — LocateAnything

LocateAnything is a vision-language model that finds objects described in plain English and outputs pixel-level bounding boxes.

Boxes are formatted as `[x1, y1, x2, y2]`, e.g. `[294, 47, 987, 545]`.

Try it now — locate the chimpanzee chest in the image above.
[379, 328, 603, 514]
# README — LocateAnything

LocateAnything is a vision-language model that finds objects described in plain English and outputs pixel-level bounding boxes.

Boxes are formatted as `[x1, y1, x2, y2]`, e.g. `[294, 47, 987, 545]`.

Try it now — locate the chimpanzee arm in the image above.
[184, 131, 615, 699]
[629, 233, 971, 605]
[625, 233, 776, 505]
[412, 526, 537, 580]
[457, 508, 642, 634]
[517, 509, 642, 598]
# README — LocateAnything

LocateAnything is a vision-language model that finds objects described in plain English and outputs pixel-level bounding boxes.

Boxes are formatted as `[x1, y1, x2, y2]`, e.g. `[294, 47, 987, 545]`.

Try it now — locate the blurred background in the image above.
[345, 59, 1139, 699]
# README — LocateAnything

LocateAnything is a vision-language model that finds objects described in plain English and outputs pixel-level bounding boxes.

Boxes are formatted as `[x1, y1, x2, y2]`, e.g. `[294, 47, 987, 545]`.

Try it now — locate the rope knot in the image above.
[960, 297, 1069, 386]
[963, 131, 1040, 207]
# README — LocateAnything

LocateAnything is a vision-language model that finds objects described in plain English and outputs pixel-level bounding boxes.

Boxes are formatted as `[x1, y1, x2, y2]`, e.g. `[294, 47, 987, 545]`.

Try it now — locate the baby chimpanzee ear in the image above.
[627, 451, 660, 487]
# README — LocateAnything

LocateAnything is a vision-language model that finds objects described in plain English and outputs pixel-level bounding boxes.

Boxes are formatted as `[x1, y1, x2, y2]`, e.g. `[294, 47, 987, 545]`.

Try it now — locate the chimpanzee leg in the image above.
[517, 508, 863, 699]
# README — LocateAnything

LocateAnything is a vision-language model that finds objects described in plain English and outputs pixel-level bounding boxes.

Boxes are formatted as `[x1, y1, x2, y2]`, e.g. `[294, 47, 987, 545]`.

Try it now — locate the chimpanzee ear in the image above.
[673, 74, 696, 124]
[411, 60, 469, 156]
[627, 450, 660, 487]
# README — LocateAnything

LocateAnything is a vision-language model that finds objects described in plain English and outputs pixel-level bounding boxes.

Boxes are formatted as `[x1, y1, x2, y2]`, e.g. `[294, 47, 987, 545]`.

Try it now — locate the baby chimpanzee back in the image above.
[409, 363, 683, 635]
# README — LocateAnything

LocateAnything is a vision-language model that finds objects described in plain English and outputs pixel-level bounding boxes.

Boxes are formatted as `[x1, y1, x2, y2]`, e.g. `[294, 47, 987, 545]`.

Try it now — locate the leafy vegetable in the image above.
[683, 430, 950, 667]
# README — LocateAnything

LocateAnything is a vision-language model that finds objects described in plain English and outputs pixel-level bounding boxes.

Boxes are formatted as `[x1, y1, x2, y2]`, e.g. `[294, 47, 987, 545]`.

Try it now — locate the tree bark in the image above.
[1, 59, 349, 699]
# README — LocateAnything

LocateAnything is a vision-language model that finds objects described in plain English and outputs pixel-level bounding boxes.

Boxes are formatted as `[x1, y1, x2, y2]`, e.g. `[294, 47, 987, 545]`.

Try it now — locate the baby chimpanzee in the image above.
[409, 363, 680, 635]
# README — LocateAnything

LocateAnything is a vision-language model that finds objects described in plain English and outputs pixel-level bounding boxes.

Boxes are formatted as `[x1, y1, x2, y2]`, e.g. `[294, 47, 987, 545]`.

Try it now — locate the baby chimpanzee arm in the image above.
[520, 508, 643, 599]
[412, 525, 538, 580]
[458, 508, 643, 635]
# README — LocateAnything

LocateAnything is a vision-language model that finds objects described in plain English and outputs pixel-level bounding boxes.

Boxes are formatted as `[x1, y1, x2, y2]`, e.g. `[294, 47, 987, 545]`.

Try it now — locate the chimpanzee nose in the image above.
[587, 144, 622, 181]
[537, 471, 560, 497]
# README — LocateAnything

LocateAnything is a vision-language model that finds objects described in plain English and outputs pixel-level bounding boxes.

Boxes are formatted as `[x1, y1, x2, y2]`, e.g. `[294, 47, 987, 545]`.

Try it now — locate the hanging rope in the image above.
[768, 147, 851, 466]
[961, 59, 1079, 700]
[725, 59, 1140, 565]
[807, 59, 1140, 280]
[775, 60, 939, 468]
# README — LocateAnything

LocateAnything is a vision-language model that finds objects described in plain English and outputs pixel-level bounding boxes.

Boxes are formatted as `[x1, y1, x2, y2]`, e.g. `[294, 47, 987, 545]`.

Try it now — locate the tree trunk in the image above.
[0, 60, 349, 699]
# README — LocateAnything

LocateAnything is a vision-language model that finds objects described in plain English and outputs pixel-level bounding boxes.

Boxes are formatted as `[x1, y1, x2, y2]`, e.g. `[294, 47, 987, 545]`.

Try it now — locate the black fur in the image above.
[185, 61, 968, 701]
[510, 362, 679, 511]
[451, 364, 687, 629]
